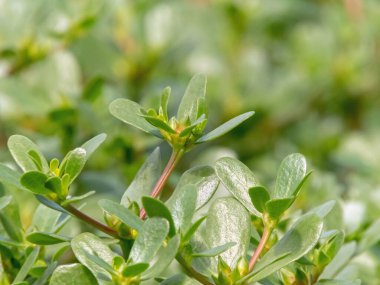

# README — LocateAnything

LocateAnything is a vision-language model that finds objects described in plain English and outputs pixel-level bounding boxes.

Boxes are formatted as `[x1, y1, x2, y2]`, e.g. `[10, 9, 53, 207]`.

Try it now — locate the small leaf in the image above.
[142, 197, 176, 237]
[62, 191, 96, 206]
[81, 133, 107, 160]
[179, 114, 207, 137]
[121, 147, 161, 208]
[109, 98, 162, 138]
[182, 216, 207, 244]
[265, 197, 294, 220]
[122, 263, 149, 277]
[61, 148, 86, 184]
[142, 235, 180, 279]
[274, 153, 307, 199]
[35, 195, 69, 214]
[45, 177, 62, 195]
[196, 111, 254, 143]
[50, 264, 98, 285]
[28, 150, 43, 171]
[248, 186, 270, 213]
[192, 242, 236, 257]
[20, 171, 51, 195]
[27, 232, 69, 245]
[140, 115, 177, 134]
[215, 157, 260, 216]
[130, 217, 169, 263]
[204, 197, 251, 271]
[177, 74, 207, 124]
[99, 199, 143, 232]
[13, 247, 40, 283]
[8, 135, 49, 172]
[160, 87, 171, 121]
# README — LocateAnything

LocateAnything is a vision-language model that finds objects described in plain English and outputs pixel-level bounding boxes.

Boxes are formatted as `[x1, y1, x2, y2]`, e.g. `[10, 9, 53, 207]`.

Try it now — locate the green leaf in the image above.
[204, 197, 251, 271]
[179, 114, 207, 137]
[20, 171, 51, 195]
[160, 87, 171, 121]
[130, 217, 169, 263]
[177, 74, 207, 124]
[27, 232, 69, 245]
[308, 200, 336, 219]
[166, 184, 197, 233]
[50, 264, 98, 285]
[142, 197, 176, 237]
[142, 235, 180, 279]
[358, 218, 380, 253]
[239, 213, 323, 283]
[196, 111, 254, 143]
[121, 147, 161, 207]
[182, 216, 207, 244]
[71, 233, 117, 281]
[140, 115, 177, 134]
[31, 204, 61, 232]
[99, 199, 143, 232]
[7, 135, 49, 172]
[215, 157, 260, 216]
[109, 98, 162, 138]
[159, 274, 200, 285]
[62, 191, 96, 206]
[13, 247, 40, 283]
[122, 263, 149, 277]
[274, 153, 307, 199]
[0, 163, 25, 190]
[82, 77, 104, 102]
[27, 150, 43, 171]
[265, 197, 294, 220]
[0, 195, 12, 211]
[61, 148, 86, 184]
[35, 195, 69, 214]
[33, 261, 58, 285]
[81, 133, 107, 160]
[0, 201, 24, 242]
[248, 186, 270, 213]
[192, 242, 236, 257]
[45, 177, 62, 197]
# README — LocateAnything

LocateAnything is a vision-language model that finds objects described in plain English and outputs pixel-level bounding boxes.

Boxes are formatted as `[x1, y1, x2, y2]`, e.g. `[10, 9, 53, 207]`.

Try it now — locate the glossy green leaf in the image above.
[265, 197, 294, 220]
[13, 247, 40, 283]
[140, 115, 176, 134]
[20, 171, 51, 195]
[121, 147, 161, 207]
[177, 74, 207, 124]
[50, 264, 98, 285]
[61, 148, 86, 184]
[27, 232, 69, 245]
[71, 232, 117, 281]
[204, 197, 251, 270]
[81, 133, 107, 160]
[240, 213, 323, 283]
[109, 98, 162, 137]
[62, 191, 95, 206]
[0, 196, 12, 211]
[274, 153, 307, 199]
[142, 235, 180, 279]
[192, 242, 236, 258]
[7, 135, 49, 172]
[130, 217, 169, 263]
[0, 163, 25, 190]
[142, 197, 176, 237]
[122, 263, 149, 277]
[99, 199, 143, 232]
[215, 157, 260, 216]
[248, 186, 270, 213]
[166, 184, 197, 233]
[196, 111, 254, 143]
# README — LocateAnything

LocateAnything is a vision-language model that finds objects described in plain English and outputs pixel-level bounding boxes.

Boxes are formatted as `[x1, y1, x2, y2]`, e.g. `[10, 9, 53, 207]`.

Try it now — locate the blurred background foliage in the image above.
[1, 0, 380, 283]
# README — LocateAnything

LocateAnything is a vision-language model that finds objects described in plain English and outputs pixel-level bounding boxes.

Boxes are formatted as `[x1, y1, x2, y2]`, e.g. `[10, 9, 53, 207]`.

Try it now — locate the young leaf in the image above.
[13, 247, 40, 283]
[248, 186, 270, 213]
[215, 157, 260, 216]
[239, 213, 323, 283]
[50, 264, 98, 285]
[274, 153, 307, 199]
[204, 197, 251, 271]
[166, 184, 197, 233]
[192, 242, 236, 258]
[142, 235, 180, 279]
[177, 74, 207, 124]
[130, 217, 169, 263]
[61, 148, 86, 184]
[7, 135, 49, 172]
[160, 87, 171, 121]
[140, 115, 177, 134]
[265, 197, 294, 220]
[142, 197, 176, 237]
[122, 263, 149, 277]
[26, 232, 69, 245]
[81, 133, 107, 160]
[61, 191, 96, 206]
[196, 111, 254, 143]
[45, 177, 62, 195]
[99, 199, 143, 232]
[179, 114, 207, 137]
[121, 147, 161, 207]
[109, 98, 162, 138]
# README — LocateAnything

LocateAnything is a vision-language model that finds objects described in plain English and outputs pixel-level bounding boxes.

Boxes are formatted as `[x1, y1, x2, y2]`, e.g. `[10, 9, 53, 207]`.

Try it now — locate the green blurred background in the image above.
[1, 0, 380, 283]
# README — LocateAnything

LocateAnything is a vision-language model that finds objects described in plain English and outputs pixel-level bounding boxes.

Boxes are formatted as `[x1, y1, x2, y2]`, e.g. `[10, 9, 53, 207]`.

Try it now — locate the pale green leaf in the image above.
[26, 232, 69, 245]
[50, 264, 98, 285]
[0, 163, 25, 190]
[31, 204, 61, 232]
[0, 195, 12, 211]
[192, 242, 236, 258]
[81, 133, 107, 160]
[61, 148, 86, 184]
[13, 247, 40, 283]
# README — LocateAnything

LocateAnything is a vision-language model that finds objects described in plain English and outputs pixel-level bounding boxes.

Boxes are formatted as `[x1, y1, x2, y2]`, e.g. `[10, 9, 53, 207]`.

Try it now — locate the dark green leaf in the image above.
[140, 115, 176, 134]
[215, 157, 260, 216]
[248, 186, 270, 213]
[45, 177, 62, 195]
[82, 77, 104, 102]
[20, 171, 50, 195]
[142, 197, 176, 237]
[193, 242, 236, 257]
[27, 232, 69, 245]
[13, 247, 40, 283]
[265, 197, 294, 220]
[35, 195, 69, 214]
[50, 264, 98, 285]
[196, 111, 254, 143]
[122, 263, 149, 277]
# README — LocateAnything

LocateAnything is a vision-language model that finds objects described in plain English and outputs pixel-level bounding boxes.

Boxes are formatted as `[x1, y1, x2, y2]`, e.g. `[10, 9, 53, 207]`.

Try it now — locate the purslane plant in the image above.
[0, 75, 370, 285]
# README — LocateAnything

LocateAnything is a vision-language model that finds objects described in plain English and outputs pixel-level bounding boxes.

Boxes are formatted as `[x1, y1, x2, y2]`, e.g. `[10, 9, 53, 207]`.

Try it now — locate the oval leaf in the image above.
[248, 186, 270, 214]
[20, 171, 51, 195]
[50, 264, 98, 285]
[61, 148, 87, 184]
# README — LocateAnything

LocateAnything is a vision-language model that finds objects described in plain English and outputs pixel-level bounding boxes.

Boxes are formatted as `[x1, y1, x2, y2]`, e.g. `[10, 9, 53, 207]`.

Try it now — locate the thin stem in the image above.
[65, 204, 118, 237]
[176, 254, 213, 285]
[248, 226, 272, 271]
[140, 148, 184, 218]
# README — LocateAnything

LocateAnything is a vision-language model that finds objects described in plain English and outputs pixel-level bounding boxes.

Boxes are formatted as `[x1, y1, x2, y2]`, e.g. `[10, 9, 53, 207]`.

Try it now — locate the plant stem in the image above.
[65, 204, 118, 237]
[176, 254, 213, 285]
[140, 148, 184, 218]
[248, 226, 272, 271]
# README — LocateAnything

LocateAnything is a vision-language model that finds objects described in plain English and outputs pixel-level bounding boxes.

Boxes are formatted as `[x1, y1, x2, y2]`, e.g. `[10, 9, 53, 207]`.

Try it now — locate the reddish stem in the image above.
[248, 226, 272, 271]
